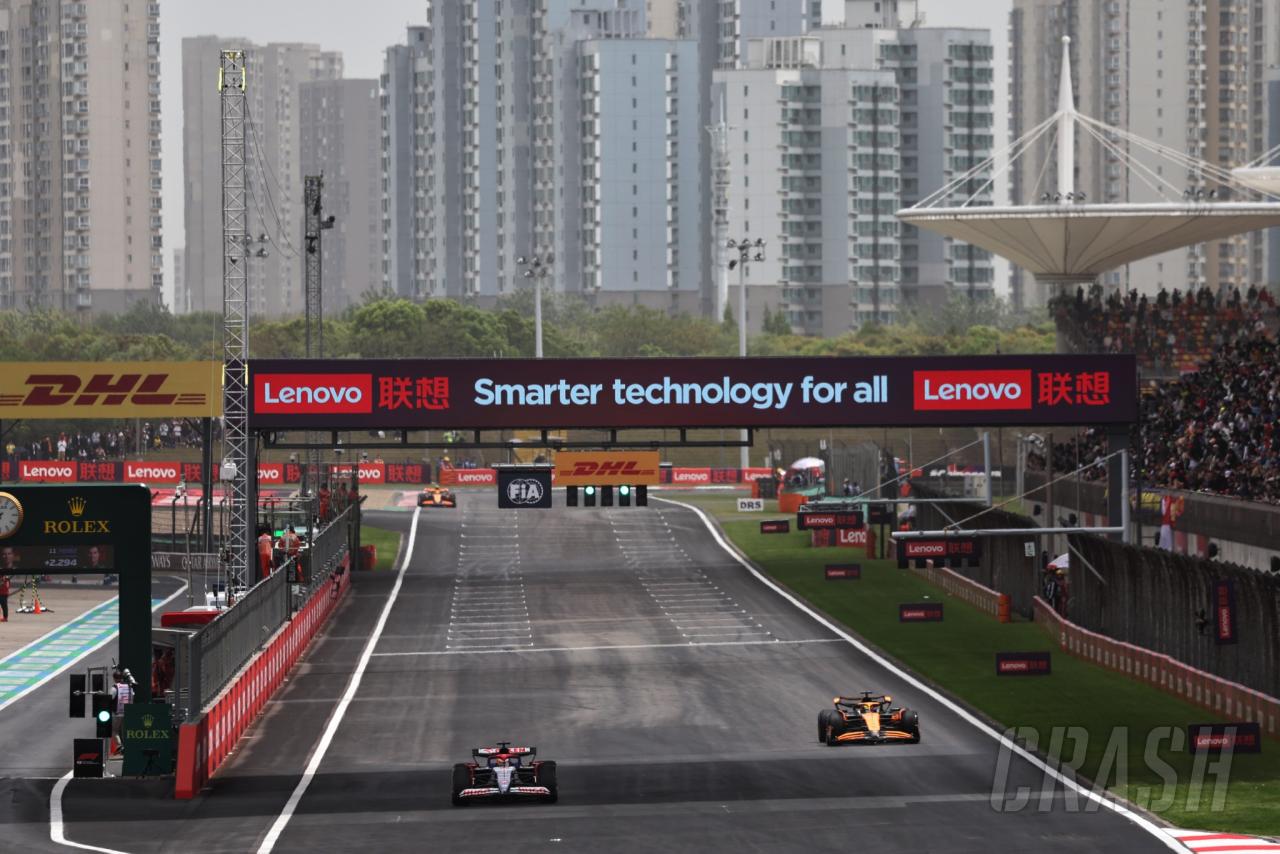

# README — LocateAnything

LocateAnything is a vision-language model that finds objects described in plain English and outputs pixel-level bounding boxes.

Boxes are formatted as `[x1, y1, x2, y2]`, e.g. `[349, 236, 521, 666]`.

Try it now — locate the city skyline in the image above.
[160, 0, 1014, 310]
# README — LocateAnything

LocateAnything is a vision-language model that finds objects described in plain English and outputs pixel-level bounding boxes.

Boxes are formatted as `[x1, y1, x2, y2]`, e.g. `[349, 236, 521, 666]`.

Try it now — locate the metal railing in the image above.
[176, 503, 355, 718]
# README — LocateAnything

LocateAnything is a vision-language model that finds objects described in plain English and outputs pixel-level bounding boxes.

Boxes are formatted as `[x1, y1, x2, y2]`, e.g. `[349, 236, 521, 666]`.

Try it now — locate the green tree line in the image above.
[0, 292, 1054, 362]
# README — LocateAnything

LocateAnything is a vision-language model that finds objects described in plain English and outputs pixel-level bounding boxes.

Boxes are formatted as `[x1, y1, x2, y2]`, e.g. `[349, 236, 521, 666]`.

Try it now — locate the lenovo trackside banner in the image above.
[248, 355, 1137, 430]
[0, 362, 222, 419]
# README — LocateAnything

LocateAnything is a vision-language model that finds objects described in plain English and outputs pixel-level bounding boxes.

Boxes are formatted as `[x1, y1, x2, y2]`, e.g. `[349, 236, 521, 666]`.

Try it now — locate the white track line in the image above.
[654, 496, 1183, 852]
[256, 507, 421, 854]
[373, 638, 841, 657]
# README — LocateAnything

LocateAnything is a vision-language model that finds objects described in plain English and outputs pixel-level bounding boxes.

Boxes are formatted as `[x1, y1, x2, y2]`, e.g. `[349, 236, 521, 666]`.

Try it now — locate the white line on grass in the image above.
[255, 506, 421, 854]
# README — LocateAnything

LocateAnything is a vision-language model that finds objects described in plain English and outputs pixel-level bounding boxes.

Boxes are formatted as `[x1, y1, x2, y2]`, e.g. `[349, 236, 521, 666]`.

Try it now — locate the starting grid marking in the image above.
[0, 596, 166, 710]
[445, 504, 532, 651]
[610, 511, 775, 644]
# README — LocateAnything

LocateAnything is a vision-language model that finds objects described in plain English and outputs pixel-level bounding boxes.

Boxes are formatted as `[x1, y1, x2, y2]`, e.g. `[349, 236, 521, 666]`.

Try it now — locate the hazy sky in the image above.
[160, 0, 1013, 304]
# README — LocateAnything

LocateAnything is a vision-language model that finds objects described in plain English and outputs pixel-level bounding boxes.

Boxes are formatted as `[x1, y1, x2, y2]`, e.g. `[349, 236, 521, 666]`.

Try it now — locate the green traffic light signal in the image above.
[584, 486, 596, 495]
[619, 485, 630, 496]
[97, 709, 111, 724]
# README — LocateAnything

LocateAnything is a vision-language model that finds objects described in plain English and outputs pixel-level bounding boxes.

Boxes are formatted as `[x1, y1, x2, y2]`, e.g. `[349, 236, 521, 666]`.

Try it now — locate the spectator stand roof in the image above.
[897, 37, 1280, 286]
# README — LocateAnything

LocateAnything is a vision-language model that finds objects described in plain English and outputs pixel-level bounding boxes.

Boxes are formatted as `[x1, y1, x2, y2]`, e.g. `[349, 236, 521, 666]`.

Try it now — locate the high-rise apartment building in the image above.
[715, 0, 822, 69]
[716, 37, 901, 334]
[0, 0, 161, 313]
[182, 37, 341, 315]
[713, 7, 995, 332]
[1009, 0, 1277, 304]
[380, 26, 430, 299]
[577, 38, 704, 310]
[299, 78, 381, 312]
[381, 2, 708, 310]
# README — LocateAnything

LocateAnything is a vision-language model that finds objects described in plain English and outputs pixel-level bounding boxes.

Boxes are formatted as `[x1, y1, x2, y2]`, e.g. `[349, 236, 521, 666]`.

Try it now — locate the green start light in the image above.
[96, 709, 111, 724]
[619, 485, 631, 496]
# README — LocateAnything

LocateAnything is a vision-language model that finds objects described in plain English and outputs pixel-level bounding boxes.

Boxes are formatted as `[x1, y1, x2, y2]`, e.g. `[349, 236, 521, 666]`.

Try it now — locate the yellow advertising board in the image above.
[0, 362, 222, 419]
[554, 450, 661, 486]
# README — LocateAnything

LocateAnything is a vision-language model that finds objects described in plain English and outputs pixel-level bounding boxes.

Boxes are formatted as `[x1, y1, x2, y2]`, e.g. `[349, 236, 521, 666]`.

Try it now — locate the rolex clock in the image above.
[0, 491, 22, 539]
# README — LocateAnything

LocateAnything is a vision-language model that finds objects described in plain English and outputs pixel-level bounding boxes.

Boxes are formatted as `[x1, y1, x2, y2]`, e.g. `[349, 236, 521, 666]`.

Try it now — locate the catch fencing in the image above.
[911, 485, 1044, 618]
[1067, 533, 1280, 699]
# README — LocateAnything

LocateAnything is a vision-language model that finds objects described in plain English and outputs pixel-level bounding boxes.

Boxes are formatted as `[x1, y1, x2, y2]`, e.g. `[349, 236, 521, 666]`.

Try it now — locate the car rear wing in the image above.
[473, 746, 536, 759]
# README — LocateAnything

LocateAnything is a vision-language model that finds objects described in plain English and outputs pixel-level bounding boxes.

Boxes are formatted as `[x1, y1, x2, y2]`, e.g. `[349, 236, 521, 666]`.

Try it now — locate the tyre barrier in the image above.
[1033, 596, 1279, 737]
[173, 558, 351, 799]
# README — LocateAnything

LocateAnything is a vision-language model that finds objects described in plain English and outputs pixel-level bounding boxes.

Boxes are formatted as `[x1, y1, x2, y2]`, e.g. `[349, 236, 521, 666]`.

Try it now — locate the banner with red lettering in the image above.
[78, 461, 122, 483]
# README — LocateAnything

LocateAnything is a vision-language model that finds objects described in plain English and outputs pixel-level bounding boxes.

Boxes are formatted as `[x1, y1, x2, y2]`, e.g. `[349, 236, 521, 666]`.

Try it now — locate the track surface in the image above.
[43, 495, 1175, 853]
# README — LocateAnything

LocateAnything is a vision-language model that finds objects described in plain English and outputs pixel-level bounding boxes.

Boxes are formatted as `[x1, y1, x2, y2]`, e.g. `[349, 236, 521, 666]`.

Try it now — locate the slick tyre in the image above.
[451, 763, 471, 806]
[825, 722, 842, 746]
[538, 761, 558, 803]
[903, 710, 921, 744]
[818, 709, 835, 743]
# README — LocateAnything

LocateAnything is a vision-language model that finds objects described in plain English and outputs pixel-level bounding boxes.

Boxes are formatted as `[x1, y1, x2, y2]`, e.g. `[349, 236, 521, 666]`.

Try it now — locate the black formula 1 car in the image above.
[418, 484, 457, 508]
[819, 692, 920, 746]
[451, 743, 558, 806]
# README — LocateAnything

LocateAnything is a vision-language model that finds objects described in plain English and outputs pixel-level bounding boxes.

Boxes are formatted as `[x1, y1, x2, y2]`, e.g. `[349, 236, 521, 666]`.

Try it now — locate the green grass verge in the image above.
[360, 525, 403, 571]
[666, 492, 1280, 836]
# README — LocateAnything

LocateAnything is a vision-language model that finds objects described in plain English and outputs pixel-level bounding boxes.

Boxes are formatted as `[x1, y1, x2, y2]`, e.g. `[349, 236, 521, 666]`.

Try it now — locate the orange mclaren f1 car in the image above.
[418, 484, 457, 508]
[819, 692, 920, 745]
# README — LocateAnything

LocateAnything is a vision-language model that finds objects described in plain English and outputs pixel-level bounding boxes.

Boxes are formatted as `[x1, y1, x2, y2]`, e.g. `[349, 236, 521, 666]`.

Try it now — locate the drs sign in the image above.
[497, 469, 552, 509]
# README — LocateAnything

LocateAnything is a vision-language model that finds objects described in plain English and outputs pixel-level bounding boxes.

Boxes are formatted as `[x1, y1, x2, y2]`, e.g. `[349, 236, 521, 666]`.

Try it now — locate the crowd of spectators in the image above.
[1030, 334, 1280, 505]
[1053, 284, 1277, 372]
[5, 419, 216, 466]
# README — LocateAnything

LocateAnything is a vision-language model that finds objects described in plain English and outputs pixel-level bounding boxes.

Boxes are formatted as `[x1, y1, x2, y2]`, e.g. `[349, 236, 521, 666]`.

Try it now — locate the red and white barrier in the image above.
[174, 560, 351, 799]
[914, 563, 1010, 622]
[1034, 597, 1279, 736]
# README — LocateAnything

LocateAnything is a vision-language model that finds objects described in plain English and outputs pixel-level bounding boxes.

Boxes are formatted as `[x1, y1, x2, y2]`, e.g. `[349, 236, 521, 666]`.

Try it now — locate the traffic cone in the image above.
[33, 596, 42, 615]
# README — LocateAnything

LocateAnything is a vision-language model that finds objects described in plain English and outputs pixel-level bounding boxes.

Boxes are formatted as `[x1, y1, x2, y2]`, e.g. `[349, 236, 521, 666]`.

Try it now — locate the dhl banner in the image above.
[554, 451, 661, 486]
[0, 362, 222, 419]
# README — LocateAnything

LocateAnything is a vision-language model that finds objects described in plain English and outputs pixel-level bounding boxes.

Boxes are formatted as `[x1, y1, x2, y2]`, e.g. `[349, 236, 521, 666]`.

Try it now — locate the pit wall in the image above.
[1034, 596, 1279, 738]
[173, 559, 351, 799]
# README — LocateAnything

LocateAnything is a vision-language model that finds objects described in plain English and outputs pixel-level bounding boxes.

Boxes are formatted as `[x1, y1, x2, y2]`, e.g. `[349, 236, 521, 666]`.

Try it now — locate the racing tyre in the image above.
[451, 763, 471, 807]
[818, 709, 835, 743]
[903, 710, 921, 744]
[538, 761, 559, 803]
[825, 721, 843, 746]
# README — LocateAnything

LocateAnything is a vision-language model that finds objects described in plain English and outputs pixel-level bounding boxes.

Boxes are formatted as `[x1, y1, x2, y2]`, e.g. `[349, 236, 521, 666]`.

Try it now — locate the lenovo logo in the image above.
[125, 462, 179, 482]
[671, 469, 710, 484]
[255, 374, 373, 414]
[20, 461, 77, 482]
[258, 466, 283, 482]
[455, 471, 496, 484]
[913, 370, 1032, 411]
[904, 542, 946, 557]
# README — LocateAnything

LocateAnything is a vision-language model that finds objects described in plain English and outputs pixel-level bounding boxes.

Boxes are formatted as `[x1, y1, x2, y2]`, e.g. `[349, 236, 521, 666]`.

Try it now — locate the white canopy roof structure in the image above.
[898, 36, 1280, 285]
[899, 203, 1280, 284]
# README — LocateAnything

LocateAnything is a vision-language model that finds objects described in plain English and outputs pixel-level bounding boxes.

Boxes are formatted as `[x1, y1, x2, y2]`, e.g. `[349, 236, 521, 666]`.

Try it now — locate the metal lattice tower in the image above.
[219, 50, 253, 587]
[302, 174, 326, 497]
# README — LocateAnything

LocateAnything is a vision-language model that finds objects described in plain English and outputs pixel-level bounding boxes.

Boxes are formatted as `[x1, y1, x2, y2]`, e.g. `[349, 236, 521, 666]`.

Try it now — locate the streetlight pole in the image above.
[727, 237, 765, 472]
[517, 254, 552, 358]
